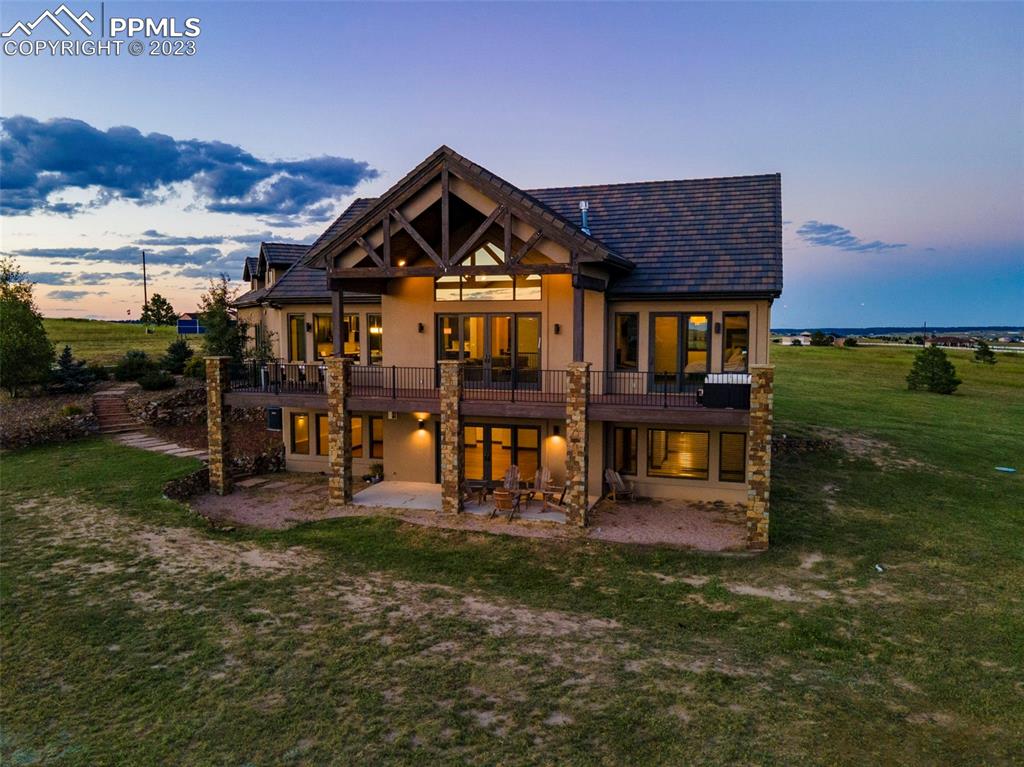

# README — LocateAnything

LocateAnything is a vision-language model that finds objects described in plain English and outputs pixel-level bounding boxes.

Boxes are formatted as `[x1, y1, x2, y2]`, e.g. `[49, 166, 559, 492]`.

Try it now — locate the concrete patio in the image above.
[352, 481, 570, 524]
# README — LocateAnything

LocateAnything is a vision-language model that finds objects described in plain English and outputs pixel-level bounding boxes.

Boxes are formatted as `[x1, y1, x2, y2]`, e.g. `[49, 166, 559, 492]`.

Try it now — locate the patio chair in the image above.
[604, 469, 636, 502]
[522, 467, 551, 509]
[541, 480, 567, 514]
[501, 465, 521, 491]
[491, 488, 517, 521]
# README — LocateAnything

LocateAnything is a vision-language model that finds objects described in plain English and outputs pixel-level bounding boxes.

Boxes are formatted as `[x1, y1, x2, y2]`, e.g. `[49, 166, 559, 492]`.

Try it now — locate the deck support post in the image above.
[564, 361, 591, 526]
[331, 281, 344, 357]
[439, 360, 465, 514]
[205, 356, 232, 496]
[326, 356, 354, 506]
[746, 364, 775, 549]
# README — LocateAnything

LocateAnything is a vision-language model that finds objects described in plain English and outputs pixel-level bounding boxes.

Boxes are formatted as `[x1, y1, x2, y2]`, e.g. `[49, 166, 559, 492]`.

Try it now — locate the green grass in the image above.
[2, 345, 1022, 765]
[43, 318, 200, 364]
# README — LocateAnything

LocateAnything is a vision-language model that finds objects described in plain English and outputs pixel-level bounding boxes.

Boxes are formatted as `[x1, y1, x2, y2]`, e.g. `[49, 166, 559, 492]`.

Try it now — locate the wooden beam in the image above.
[391, 209, 443, 267]
[331, 286, 344, 356]
[382, 215, 391, 267]
[327, 262, 573, 281]
[451, 205, 506, 266]
[503, 209, 512, 263]
[441, 164, 450, 266]
[572, 284, 585, 362]
[510, 229, 544, 264]
[356, 236, 385, 268]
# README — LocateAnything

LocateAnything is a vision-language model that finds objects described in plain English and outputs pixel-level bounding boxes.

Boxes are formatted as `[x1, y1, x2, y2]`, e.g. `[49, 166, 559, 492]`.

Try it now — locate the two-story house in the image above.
[218, 146, 781, 548]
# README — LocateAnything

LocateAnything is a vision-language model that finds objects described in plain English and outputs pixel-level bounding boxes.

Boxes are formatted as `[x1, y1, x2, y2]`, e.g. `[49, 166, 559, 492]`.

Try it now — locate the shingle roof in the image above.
[262, 243, 309, 267]
[527, 175, 782, 296]
[305, 198, 376, 263]
[242, 256, 260, 282]
[234, 286, 268, 308]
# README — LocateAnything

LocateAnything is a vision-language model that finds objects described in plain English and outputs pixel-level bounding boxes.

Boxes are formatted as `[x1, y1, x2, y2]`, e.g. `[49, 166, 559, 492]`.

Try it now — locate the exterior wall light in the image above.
[553, 424, 561, 436]
[418, 419, 426, 430]
[417, 323, 424, 333]
[714, 321, 722, 334]
[553, 323, 561, 335]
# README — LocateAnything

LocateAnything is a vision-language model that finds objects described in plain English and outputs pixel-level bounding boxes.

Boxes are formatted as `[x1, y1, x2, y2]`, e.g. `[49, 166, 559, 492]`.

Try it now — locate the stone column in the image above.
[205, 356, 231, 496]
[325, 356, 353, 506]
[564, 361, 591, 526]
[746, 364, 775, 550]
[439, 360, 464, 514]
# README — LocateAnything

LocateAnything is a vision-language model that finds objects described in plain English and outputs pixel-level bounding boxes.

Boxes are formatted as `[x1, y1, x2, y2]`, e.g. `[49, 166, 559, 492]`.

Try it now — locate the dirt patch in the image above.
[589, 499, 747, 551]
[816, 428, 933, 472]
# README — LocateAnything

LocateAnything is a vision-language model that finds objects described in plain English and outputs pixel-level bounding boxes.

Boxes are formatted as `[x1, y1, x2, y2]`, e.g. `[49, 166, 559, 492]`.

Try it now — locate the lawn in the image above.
[1, 346, 1021, 765]
[43, 318, 200, 364]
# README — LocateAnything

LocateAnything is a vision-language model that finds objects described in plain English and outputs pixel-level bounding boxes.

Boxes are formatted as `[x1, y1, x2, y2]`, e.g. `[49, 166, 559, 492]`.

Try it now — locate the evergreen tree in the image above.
[973, 340, 997, 365]
[140, 293, 177, 325]
[49, 345, 96, 393]
[200, 275, 247, 364]
[907, 346, 962, 394]
[161, 337, 194, 374]
[0, 257, 54, 396]
[809, 330, 834, 346]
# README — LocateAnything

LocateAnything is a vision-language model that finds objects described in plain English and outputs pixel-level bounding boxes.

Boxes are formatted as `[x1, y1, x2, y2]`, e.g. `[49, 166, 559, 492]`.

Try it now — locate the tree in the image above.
[974, 340, 997, 365]
[809, 330, 834, 347]
[140, 293, 177, 325]
[0, 257, 54, 396]
[200, 275, 247, 364]
[49, 345, 96, 393]
[247, 319, 277, 363]
[907, 346, 961, 394]
[843, 336, 859, 347]
[161, 337, 194, 374]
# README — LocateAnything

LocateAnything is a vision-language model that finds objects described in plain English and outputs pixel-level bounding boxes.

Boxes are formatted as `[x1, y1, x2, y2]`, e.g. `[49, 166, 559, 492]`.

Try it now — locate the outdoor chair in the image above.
[491, 488, 517, 522]
[604, 469, 636, 502]
[541, 481, 567, 514]
[502, 465, 521, 491]
[522, 467, 551, 508]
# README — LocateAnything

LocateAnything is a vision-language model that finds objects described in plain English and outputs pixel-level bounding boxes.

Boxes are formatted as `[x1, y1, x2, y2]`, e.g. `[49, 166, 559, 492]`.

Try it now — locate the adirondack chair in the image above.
[541, 481, 567, 513]
[604, 468, 636, 502]
[491, 488, 517, 521]
[522, 467, 551, 509]
[502, 465, 521, 491]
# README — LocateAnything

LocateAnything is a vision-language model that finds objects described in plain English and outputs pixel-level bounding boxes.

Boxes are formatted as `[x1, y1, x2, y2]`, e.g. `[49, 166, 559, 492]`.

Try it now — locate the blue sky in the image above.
[1, 1, 1021, 326]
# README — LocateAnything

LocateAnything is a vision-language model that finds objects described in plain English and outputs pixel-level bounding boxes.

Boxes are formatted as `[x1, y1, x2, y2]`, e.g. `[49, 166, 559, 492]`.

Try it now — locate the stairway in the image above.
[93, 388, 137, 434]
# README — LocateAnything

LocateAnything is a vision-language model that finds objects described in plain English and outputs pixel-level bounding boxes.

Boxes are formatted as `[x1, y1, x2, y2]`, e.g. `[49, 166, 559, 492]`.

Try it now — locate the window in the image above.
[613, 427, 637, 475]
[436, 313, 541, 375]
[367, 314, 383, 365]
[370, 416, 383, 459]
[685, 315, 709, 374]
[316, 413, 329, 456]
[649, 313, 709, 385]
[313, 314, 333, 360]
[647, 429, 709, 479]
[434, 271, 542, 301]
[722, 314, 749, 372]
[351, 416, 363, 458]
[291, 412, 310, 454]
[614, 314, 639, 370]
[287, 314, 306, 362]
[719, 433, 746, 482]
[254, 321, 264, 351]
[341, 314, 359, 361]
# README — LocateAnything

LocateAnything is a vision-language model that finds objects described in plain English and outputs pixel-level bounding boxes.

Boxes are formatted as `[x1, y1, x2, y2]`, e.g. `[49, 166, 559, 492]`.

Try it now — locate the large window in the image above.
[650, 313, 709, 386]
[722, 313, 749, 372]
[719, 433, 746, 482]
[352, 416, 363, 458]
[613, 427, 637, 476]
[287, 314, 306, 362]
[463, 424, 540, 482]
[434, 272, 542, 301]
[313, 315, 332, 360]
[370, 416, 384, 459]
[367, 314, 383, 365]
[436, 313, 540, 380]
[316, 413, 329, 456]
[614, 314, 639, 370]
[291, 412, 310, 454]
[647, 429, 709, 480]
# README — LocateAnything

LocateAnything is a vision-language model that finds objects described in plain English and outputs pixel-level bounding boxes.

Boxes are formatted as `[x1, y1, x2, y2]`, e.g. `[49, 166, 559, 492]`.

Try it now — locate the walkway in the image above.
[93, 386, 137, 434]
[112, 431, 208, 461]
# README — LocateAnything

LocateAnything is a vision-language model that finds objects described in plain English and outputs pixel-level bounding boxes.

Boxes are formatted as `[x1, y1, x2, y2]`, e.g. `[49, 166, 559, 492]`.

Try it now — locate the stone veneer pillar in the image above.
[205, 356, 231, 496]
[564, 361, 591, 526]
[746, 364, 775, 549]
[325, 356, 354, 506]
[439, 360, 465, 515]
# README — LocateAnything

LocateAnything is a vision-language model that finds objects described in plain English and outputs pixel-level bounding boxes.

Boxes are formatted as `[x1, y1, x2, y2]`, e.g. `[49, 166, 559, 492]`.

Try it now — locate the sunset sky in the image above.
[1, 1, 1021, 327]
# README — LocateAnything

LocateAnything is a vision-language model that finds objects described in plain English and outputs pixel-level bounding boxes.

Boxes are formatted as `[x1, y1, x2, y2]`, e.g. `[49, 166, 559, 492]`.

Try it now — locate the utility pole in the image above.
[141, 249, 149, 309]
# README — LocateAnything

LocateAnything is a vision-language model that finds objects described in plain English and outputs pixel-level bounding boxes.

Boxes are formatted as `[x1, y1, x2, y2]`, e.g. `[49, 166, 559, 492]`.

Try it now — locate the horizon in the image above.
[2, 1, 1022, 325]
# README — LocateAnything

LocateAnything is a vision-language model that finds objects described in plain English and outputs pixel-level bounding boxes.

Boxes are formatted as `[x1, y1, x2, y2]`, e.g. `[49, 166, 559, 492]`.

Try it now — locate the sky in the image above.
[1, 1, 1021, 327]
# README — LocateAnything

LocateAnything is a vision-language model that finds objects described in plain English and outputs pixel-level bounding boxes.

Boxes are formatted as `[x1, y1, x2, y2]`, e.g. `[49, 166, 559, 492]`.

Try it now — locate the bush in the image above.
[87, 363, 110, 381]
[49, 345, 96, 394]
[790, 339, 802, 346]
[137, 370, 176, 391]
[183, 356, 206, 379]
[60, 404, 84, 416]
[114, 350, 156, 381]
[844, 336, 859, 347]
[161, 338, 194, 374]
[907, 346, 961, 394]
[809, 330, 834, 347]
[974, 340, 997, 365]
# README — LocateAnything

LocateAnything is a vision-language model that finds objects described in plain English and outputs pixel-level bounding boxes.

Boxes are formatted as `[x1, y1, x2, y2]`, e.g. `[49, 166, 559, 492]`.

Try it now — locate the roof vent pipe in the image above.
[579, 200, 591, 235]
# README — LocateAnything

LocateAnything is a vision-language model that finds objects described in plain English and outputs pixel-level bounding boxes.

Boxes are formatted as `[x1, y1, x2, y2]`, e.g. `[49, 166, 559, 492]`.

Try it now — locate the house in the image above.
[176, 312, 206, 335]
[217, 146, 782, 548]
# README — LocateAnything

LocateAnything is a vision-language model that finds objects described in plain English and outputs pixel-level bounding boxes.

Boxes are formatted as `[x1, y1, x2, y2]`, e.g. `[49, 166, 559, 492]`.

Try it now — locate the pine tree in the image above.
[907, 346, 962, 394]
[140, 293, 177, 325]
[160, 337, 194, 374]
[200, 276, 247, 364]
[973, 340, 997, 365]
[49, 345, 96, 393]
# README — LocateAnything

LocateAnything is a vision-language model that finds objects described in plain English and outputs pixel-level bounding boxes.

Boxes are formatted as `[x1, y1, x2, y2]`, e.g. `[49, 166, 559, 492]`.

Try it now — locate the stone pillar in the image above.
[439, 360, 464, 514]
[564, 361, 591, 526]
[325, 356, 353, 506]
[746, 364, 775, 550]
[205, 356, 231, 496]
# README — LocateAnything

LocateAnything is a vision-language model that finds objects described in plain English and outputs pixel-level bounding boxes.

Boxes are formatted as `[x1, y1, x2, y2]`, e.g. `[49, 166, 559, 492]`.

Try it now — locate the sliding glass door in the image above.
[463, 425, 541, 482]
[649, 313, 709, 390]
[437, 313, 540, 387]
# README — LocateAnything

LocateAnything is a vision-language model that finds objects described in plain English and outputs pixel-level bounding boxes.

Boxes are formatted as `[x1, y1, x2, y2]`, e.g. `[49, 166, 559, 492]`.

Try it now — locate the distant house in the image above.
[775, 332, 811, 346]
[177, 312, 206, 335]
[925, 336, 974, 349]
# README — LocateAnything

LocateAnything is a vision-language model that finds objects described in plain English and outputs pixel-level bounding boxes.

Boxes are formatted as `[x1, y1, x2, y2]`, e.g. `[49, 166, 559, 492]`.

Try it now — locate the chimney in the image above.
[579, 200, 591, 235]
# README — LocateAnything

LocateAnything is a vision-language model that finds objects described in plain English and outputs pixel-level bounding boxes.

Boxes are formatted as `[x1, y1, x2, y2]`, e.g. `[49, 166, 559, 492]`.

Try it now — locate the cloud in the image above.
[135, 229, 226, 246]
[797, 221, 907, 253]
[48, 289, 94, 301]
[8, 245, 215, 266]
[27, 270, 143, 286]
[0, 115, 378, 223]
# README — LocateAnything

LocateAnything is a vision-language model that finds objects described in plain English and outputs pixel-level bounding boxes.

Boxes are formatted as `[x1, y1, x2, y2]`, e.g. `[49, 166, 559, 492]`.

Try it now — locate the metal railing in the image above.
[589, 370, 704, 408]
[350, 365, 438, 399]
[230, 360, 327, 394]
[462, 368, 567, 403]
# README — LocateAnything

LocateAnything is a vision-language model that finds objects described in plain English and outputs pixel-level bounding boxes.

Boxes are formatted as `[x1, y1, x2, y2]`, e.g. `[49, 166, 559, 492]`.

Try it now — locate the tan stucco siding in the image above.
[281, 406, 380, 476]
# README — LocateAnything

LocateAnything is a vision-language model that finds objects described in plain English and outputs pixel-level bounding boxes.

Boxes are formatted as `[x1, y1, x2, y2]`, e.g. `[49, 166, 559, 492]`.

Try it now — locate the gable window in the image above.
[367, 314, 383, 365]
[647, 429, 709, 480]
[613, 427, 638, 476]
[719, 432, 746, 482]
[722, 313, 749, 372]
[291, 412, 310, 455]
[287, 314, 306, 362]
[434, 250, 542, 303]
[614, 313, 639, 370]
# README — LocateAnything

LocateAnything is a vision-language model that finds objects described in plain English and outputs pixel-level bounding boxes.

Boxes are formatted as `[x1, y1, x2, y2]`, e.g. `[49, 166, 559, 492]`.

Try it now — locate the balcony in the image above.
[227, 361, 750, 424]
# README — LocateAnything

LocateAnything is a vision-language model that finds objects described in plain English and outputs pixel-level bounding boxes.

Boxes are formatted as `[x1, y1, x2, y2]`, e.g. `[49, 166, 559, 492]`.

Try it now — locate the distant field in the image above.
[43, 318, 201, 364]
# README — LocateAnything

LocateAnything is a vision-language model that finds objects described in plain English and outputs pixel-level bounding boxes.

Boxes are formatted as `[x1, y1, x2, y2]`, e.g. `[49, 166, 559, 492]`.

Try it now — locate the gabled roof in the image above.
[528, 175, 782, 296]
[242, 256, 260, 282]
[261, 242, 309, 268]
[304, 146, 631, 270]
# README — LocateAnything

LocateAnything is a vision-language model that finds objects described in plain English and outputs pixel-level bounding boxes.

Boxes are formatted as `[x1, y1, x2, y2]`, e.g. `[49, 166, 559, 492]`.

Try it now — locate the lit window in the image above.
[316, 413, 329, 456]
[614, 314, 638, 371]
[291, 412, 310, 455]
[722, 314, 749, 372]
[352, 416, 363, 458]
[613, 427, 637, 475]
[719, 433, 746, 482]
[685, 315, 709, 374]
[647, 430, 708, 479]
[370, 417, 383, 459]
[313, 315, 333, 360]
[367, 314, 383, 365]
[287, 314, 305, 362]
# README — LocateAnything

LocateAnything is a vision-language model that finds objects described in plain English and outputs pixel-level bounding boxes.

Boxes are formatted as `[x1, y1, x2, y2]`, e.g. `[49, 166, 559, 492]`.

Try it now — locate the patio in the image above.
[352, 481, 571, 524]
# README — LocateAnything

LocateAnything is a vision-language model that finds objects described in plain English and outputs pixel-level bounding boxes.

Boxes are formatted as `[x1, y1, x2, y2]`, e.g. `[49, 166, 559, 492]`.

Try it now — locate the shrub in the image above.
[907, 346, 961, 394]
[114, 350, 156, 381]
[183, 356, 206, 379]
[87, 363, 110, 381]
[790, 339, 802, 346]
[137, 370, 176, 391]
[49, 345, 96, 394]
[974, 340, 997, 365]
[59, 404, 84, 416]
[370, 462, 384, 479]
[844, 336, 859, 347]
[161, 338, 194, 374]
[809, 330, 834, 347]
